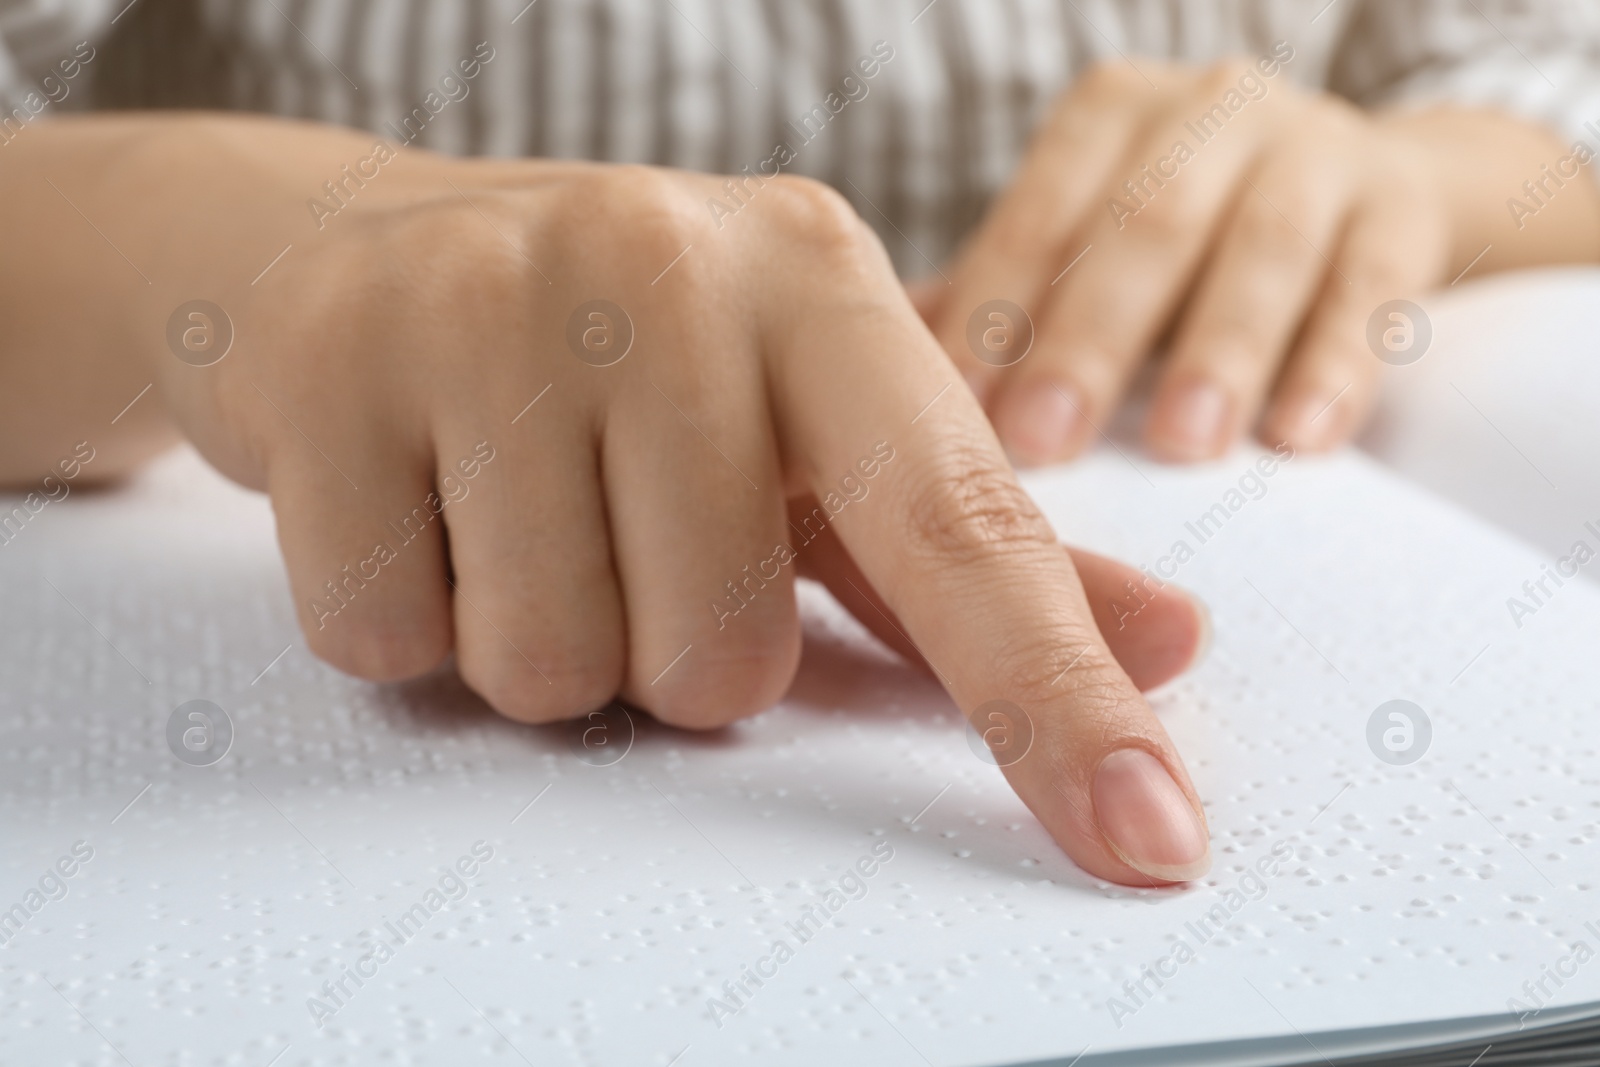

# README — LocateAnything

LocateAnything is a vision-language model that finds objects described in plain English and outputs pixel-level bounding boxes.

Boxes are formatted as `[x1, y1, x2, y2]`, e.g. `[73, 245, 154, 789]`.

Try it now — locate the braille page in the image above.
[1, 442, 1597, 1067]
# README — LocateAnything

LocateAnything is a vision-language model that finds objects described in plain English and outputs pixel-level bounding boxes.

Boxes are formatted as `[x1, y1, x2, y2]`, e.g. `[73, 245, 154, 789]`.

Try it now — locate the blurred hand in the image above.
[131, 126, 1212, 884]
[924, 56, 1452, 464]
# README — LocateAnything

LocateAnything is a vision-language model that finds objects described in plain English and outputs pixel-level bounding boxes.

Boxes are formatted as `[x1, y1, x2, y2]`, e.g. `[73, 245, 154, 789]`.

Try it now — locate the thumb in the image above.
[904, 276, 949, 326]
[795, 504, 1210, 691]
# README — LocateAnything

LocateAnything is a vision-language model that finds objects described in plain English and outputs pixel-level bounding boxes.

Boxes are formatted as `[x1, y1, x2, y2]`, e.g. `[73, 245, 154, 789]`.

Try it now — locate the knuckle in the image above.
[459, 641, 622, 725]
[588, 162, 688, 217]
[902, 442, 1059, 568]
[646, 626, 802, 730]
[307, 615, 452, 683]
[759, 175, 877, 261]
[566, 164, 707, 271]
[354, 197, 546, 320]
[398, 198, 526, 274]
[764, 173, 854, 226]
[619, 165, 702, 235]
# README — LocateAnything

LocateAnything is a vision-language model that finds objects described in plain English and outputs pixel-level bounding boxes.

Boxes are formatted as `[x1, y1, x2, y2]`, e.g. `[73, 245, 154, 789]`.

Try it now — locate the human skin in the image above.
[922, 59, 1600, 464]
[0, 112, 1211, 887]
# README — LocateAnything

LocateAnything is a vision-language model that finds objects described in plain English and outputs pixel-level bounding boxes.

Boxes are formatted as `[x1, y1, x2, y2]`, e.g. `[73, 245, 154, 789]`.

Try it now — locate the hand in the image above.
[924, 55, 1452, 464]
[132, 119, 1213, 884]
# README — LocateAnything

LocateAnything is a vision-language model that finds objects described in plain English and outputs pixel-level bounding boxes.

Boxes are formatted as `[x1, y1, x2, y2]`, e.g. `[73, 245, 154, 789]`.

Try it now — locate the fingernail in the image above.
[1092, 748, 1211, 882]
[1152, 379, 1230, 460]
[1000, 381, 1081, 466]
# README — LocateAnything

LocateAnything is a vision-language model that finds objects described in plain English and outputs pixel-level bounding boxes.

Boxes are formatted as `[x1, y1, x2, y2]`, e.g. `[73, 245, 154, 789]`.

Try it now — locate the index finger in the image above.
[758, 181, 1211, 886]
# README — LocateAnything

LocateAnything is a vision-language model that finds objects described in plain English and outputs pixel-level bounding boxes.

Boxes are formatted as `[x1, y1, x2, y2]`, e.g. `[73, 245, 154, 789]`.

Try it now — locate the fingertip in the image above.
[993, 378, 1088, 467]
[1144, 377, 1235, 463]
[1091, 747, 1212, 883]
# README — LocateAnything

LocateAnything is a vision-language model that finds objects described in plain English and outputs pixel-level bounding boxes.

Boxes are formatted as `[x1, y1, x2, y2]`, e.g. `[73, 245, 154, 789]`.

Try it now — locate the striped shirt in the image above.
[4, 0, 1600, 271]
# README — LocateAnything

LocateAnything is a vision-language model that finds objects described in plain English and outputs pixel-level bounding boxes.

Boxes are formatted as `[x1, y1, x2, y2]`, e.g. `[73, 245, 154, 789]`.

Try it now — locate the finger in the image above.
[1070, 548, 1212, 689]
[990, 62, 1275, 465]
[1146, 142, 1355, 461]
[438, 400, 628, 724]
[758, 179, 1211, 885]
[787, 493, 923, 666]
[931, 62, 1161, 400]
[797, 518, 1210, 691]
[905, 277, 948, 326]
[1260, 185, 1448, 451]
[268, 433, 453, 681]
[602, 285, 801, 729]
